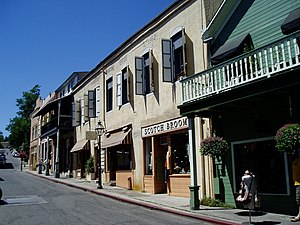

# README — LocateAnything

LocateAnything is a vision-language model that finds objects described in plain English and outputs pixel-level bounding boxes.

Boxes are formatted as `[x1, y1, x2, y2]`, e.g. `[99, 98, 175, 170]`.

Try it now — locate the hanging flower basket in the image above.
[199, 136, 229, 160]
[275, 123, 300, 154]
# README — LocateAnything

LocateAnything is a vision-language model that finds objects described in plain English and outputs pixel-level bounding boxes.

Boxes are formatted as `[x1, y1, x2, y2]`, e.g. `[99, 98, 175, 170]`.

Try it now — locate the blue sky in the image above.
[0, 0, 175, 137]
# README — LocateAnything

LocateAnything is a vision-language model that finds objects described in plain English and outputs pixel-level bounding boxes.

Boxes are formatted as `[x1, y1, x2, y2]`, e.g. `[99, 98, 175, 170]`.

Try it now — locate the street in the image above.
[0, 149, 215, 225]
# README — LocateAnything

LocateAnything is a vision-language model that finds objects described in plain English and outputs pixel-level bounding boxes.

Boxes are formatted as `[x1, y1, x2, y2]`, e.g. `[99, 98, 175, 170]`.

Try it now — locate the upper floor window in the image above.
[162, 27, 186, 82]
[106, 77, 113, 112]
[135, 50, 154, 95]
[117, 67, 129, 106]
[72, 87, 100, 127]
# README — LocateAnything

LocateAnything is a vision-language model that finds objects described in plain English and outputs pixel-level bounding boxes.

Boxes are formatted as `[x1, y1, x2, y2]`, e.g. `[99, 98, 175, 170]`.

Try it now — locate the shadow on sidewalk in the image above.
[241, 222, 281, 225]
[238, 211, 281, 225]
[236, 211, 266, 217]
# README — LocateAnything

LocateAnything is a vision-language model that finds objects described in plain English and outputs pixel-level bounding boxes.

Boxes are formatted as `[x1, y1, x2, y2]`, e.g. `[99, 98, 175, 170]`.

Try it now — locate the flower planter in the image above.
[86, 172, 96, 181]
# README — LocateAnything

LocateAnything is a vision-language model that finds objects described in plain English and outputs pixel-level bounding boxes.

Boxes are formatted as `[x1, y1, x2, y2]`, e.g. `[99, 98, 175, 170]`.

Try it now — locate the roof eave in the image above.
[202, 0, 241, 42]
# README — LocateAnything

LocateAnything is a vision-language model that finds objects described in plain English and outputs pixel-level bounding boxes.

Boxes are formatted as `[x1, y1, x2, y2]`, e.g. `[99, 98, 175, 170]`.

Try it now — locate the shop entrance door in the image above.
[153, 137, 167, 194]
[108, 148, 117, 181]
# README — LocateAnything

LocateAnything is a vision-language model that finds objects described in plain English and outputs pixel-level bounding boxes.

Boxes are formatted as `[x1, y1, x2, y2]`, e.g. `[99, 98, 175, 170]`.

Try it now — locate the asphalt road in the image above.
[0, 148, 215, 225]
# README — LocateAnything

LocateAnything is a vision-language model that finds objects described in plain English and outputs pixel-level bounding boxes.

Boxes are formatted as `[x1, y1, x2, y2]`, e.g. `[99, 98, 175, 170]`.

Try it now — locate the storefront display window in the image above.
[233, 137, 289, 195]
[171, 133, 189, 174]
[145, 138, 152, 175]
[108, 145, 132, 171]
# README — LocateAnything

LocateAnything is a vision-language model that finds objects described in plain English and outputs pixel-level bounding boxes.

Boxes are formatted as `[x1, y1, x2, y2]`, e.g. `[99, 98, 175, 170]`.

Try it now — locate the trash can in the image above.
[127, 177, 132, 190]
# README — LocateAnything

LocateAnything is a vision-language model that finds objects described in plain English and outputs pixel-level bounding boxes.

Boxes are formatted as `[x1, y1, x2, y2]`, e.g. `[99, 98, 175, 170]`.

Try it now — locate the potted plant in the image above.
[85, 156, 95, 181]
[199, 136, 229, 160]
[275, 123, 300, 154]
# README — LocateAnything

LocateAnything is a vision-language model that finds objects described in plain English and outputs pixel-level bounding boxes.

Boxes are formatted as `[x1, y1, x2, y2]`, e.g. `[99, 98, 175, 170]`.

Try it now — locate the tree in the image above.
[6, 85, 40, 153]
[0, 131, 4, 148]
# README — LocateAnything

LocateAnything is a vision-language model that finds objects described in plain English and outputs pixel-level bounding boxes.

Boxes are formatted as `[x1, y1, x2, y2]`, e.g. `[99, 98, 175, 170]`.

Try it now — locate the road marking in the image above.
[0, 195, 47, 206]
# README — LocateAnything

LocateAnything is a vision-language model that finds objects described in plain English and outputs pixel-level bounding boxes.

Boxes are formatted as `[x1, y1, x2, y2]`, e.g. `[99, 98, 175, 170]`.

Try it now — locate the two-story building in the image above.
[69, 0, 219, 209]
[33, 72, 88, 177]
[179, 0, 300, 214]
[29, 97, 43, 171]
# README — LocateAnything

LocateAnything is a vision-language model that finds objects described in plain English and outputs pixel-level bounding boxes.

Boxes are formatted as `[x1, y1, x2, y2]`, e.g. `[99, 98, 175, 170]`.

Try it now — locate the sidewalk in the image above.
[26, 169, 293, 225]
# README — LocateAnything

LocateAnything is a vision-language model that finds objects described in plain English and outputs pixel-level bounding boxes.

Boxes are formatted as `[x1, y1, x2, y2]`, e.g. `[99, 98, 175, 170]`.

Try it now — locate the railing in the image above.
[180, 32, 300, 104]
[41, 116, 72, 135]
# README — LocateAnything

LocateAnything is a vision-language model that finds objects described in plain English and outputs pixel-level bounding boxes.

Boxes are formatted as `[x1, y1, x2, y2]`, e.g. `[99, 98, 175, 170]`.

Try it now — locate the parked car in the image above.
[13, 152, 20, 158]
[0, 154, 6, 166]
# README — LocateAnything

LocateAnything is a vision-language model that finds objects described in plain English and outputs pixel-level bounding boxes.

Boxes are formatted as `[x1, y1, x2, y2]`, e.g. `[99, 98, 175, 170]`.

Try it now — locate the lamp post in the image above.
[95, 121, 105, 189]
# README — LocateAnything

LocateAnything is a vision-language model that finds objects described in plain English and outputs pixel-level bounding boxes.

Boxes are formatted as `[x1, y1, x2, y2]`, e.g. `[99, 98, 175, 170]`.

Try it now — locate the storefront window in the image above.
[108, 145, 132, 171]
[117, 145, 131, 170]
[233, 138, 288, 195]
[171, 133, 189, 174]
[145, 138, 152, 175]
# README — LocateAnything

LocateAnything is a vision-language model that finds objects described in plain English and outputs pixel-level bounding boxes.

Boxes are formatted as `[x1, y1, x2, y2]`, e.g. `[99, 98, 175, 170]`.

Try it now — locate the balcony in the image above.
[180, 32, 300, 105]
[41, 116, 72, 136]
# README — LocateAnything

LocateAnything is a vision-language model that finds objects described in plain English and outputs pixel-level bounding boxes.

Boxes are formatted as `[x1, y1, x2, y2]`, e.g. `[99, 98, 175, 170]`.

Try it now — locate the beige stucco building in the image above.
[70, 0, 216, 203]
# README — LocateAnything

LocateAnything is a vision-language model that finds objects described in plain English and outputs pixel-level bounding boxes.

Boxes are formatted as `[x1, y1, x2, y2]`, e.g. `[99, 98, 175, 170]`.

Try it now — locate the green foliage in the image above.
[0, 131, 3, 148]
[6, 85, 40, 153]
[275, 123, 300, 154]
[199, 136, 229, 159]
[201, 196, 235, 208]
[85, 156, 95, 174]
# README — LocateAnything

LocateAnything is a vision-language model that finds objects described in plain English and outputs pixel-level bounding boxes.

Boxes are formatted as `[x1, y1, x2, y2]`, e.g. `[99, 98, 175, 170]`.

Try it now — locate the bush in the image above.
[201, 196, 235, 208]
[85, 156, 95, 175]
[199, 136, 229, 160]
[275, 123, 300, 154]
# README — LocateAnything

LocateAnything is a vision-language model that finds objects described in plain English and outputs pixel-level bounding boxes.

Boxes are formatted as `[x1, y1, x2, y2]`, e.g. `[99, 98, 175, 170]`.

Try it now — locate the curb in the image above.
[26, 171, 241, 225]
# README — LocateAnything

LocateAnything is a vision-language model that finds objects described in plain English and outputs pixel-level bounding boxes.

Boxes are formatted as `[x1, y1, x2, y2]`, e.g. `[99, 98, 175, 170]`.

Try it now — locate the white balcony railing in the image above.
[180, 32, 300, 104]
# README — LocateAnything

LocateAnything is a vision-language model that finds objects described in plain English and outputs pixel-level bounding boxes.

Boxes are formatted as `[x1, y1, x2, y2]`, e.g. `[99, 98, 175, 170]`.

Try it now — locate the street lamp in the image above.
[95, 121, 105, 189]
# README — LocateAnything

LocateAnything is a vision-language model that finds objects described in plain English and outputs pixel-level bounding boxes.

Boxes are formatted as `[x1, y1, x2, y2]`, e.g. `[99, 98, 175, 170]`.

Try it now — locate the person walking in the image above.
[291, 150, 300, 222]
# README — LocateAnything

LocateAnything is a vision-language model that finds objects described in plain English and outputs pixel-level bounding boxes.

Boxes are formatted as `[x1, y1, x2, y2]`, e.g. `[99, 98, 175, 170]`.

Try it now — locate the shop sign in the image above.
[142, 117, 188, 137]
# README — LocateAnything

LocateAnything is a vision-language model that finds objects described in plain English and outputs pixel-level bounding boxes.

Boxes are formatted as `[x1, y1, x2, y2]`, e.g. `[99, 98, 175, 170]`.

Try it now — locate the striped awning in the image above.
[101, 129, 131, 148]
[70, 139, 88, 153]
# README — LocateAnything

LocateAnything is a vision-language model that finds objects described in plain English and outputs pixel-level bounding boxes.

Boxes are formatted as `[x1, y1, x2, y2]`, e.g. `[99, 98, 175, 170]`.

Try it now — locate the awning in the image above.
[70, 139, 88, 153]
[211, 34, 251, 65]
[281, 7, 300, 35]
[101, 129, 131, 148]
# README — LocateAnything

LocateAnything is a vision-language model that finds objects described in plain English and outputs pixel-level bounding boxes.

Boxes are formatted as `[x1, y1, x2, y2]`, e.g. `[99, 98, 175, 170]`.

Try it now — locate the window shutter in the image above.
[162, 39, 173, 82]
[182, 28, 187, 76]
[149, 50, 154, 92]
[84, 94, 89, 121]
[135, 56, 144, 95]
[81, 97, 85, 124]
[95, 86, 101, 117]
[88, 90, 95, 118]
[72, 102, 76, 126]
[126, 65, 130, 102]
[72, 101, 80, 126]
[116, 72, 122, 106]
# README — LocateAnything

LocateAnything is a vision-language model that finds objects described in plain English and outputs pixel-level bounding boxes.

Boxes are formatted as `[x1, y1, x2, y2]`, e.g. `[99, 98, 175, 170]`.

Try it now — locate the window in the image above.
[135, 50, 153, 95]
[117, 67, 129, 106]
[145, 138, 152, 175]
[72, 100, 80, 127]
[108, 145, 132, 171]
[171, 133, 190, 174]
[81, 95, 88, 124]
[232, 138, 288, 195]
[95, 86, 100, 117]
[85, 88, 100, 118]
[106, 77, 113, 112]
[88, 90, 95, 118]
[162, 27, 186, 82]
